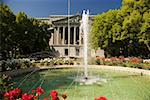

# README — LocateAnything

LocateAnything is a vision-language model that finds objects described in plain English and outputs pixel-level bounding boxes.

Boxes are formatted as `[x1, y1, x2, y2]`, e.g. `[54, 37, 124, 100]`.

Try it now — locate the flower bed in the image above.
[0, 58, 33, 72]
[3, 87, 108, 100]
[32, 58, 80, 67]
[96, 57, 150, 70]
[0, 58, 81, 72]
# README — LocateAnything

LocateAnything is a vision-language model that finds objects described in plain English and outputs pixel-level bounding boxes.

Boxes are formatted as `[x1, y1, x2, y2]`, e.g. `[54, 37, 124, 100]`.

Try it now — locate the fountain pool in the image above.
[11, 68, 150, 100]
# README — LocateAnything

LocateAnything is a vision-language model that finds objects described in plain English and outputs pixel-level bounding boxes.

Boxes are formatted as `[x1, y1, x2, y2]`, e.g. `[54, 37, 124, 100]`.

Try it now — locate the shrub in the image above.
[0, 74, 14, 99]
[49, 60, 54, 66]
[95, 57, 150, 70]
[40, 62, 45, 66]
[143, 66, 150, 70]
[0, 61, 7, 71]
[64, 60, 69, 65]
[96, 59, 101, 65]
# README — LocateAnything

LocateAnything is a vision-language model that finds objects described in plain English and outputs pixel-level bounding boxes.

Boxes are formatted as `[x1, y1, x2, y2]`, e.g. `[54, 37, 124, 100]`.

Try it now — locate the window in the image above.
[64, 49, 68, 56]
[76, 48, 79, 56]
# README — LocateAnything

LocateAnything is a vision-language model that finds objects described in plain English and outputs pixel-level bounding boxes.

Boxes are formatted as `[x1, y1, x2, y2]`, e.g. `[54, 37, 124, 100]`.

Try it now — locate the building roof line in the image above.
[49, 15, 96, 16]
[36, 17, 49, 19]
[36, 15, 96, 19]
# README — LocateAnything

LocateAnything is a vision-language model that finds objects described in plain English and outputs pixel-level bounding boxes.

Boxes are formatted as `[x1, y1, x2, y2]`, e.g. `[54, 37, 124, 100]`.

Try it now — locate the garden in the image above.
[1, 68, 150, 100]
[0, 56, 150, 73]
[1, 0, 150, 99]
[1, 56, 150, 100]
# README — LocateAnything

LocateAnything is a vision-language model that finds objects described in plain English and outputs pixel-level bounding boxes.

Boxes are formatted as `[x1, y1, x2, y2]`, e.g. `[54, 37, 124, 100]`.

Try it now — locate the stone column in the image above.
[68, 27, 70, 45]
[79, 27, 82, 45]
[52, 33, 54, 44]
[57, 27, 60, 45]
[54, 28, 57, 45]
[49, 33, 54, 45]
[63, 26, 65, 45]
[74, 26, 76, 45]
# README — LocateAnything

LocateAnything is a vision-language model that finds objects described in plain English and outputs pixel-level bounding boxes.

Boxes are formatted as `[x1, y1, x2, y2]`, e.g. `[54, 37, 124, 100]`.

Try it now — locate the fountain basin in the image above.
[11, 67, 150, 100]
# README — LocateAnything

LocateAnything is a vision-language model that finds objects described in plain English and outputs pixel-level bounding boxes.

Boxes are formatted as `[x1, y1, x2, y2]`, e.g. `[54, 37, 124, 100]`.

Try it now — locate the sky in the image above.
[3, 0, 122, 18]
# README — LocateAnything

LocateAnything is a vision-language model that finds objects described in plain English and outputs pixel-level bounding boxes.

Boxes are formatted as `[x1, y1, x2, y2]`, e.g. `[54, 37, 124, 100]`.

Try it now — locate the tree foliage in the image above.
[0, 4, 51, 58]
[91, 0, 150, 58]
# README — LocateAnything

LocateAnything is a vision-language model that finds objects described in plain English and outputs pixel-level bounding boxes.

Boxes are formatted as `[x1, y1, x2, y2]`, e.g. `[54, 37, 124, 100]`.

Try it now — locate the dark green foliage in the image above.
[0, 4, 52, 58]
[0, 59, 33, 72]
[91, 0, 150, 58]
[0, 74, 14, 99]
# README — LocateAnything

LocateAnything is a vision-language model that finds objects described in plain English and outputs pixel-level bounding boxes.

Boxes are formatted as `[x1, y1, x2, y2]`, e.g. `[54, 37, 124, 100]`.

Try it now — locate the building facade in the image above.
[38, 15, 94, 58]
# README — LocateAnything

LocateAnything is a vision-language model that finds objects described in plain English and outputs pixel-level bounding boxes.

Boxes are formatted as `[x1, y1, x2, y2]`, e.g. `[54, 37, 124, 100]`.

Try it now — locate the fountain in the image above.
[70, 10, 107, 85]
[82, 10, 89, 79]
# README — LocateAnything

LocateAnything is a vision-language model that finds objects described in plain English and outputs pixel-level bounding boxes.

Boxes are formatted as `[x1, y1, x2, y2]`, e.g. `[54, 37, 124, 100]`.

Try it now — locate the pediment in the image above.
[52, 15, 81, 24]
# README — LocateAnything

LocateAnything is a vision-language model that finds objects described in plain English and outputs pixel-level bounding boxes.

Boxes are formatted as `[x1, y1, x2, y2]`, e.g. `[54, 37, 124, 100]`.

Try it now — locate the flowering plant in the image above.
[3, 87, 108, 100]
[36, 86, 44, 96]
[3, 87, 44, 100]
[22, 93, 35, 100]
[95, 96, 107, 100]
[50, 90, 59, 100]
[4, 88, 22, 100]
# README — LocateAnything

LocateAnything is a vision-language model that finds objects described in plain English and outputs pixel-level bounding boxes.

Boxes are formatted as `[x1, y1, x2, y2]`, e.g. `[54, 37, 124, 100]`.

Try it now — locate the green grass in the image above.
[11, 68, 150, 100]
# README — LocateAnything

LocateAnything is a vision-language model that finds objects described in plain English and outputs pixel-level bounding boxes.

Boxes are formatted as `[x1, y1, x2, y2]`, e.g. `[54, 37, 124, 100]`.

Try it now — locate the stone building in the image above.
[37, 15, 94, 58]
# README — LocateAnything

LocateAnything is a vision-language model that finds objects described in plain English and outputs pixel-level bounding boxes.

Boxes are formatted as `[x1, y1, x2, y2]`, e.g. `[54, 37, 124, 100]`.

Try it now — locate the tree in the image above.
[91, 0, 150, 58]
[0, 4, 52, 58]
[0, 4, 16, 58]
[15, 12, 35, 54]
[15, 12, 51, 55]
[91, 10, 118, 49]
[138, 6, 150, 51]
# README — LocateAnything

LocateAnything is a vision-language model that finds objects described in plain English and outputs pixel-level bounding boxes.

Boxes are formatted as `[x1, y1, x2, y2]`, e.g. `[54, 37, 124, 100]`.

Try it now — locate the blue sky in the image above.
[3, 0, 122, 17]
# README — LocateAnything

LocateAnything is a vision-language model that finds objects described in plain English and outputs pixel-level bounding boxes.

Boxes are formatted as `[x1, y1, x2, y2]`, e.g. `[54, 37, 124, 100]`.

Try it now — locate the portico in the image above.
[49, 15, 84, 58]
[38, 15, 93, 58]
[52, 26, 81, 45]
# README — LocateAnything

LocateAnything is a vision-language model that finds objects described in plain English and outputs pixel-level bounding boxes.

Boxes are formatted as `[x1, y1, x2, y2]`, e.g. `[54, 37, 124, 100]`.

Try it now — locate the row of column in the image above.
[53, 26, 82, 45]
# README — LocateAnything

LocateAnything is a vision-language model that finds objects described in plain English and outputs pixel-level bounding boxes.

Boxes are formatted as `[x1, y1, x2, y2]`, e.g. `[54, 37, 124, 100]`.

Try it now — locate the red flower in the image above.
[14, 88, 22, 94]
[4, 92, 10, 97]
[32, 89, 36, 93]
[22, 93, 34, 100]
[36, 87, 44, 96]
[43, 97, 49, 100]
[52, 96, 59, 100]
[50, 90, 58, 97]
[4, 92, 14, 100]
[34, 96, 38, 99]
[95, 96, 107, 100]
[50, 90, 59, 100]
[4, 88, 22, 100]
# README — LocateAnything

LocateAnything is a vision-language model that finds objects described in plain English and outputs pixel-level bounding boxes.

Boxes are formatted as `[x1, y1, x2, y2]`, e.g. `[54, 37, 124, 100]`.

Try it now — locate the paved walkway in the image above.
[1, 65, 150, 76]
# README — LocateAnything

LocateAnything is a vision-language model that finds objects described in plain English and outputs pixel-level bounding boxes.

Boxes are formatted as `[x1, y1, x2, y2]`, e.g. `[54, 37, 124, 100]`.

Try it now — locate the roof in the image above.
[36, 15, 95, 25]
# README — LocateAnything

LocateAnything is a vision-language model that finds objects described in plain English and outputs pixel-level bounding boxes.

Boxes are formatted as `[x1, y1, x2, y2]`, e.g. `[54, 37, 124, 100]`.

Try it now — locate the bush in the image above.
[0, 58, 33, 71]
[0, 74, 14, 99]
[0, 61, 6, 71]
[95, 60, 101, 65]
[143, 66, 150, 70]
[40, 62, 45, 66]
[44, 61, 50, 66]
[64, 60, 69, 65]
[95, 57, 150, 70]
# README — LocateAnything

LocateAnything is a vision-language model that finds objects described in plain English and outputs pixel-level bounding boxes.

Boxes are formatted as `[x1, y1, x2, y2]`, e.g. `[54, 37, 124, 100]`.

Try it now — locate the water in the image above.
[11, 68, 150, 100]
[81, 10, 90, 78]
[78, 10, 106, 84]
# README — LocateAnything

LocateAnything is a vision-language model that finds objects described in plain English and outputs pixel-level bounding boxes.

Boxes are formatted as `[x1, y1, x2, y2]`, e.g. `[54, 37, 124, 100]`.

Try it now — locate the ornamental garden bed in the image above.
[96, 57, 150, 70]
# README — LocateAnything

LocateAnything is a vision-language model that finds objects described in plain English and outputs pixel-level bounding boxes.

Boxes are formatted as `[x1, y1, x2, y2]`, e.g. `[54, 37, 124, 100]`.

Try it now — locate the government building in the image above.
[37, 15, 94, 58]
